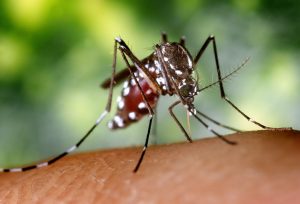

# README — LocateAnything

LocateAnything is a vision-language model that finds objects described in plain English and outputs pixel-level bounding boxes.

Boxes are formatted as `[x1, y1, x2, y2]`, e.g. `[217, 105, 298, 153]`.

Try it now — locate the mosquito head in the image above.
[178, 77, 198, 103]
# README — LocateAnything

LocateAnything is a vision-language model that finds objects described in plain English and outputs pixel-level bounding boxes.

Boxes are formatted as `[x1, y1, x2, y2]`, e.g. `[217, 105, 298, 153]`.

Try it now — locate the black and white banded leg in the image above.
[133, 116, 153, 172]
[196, 110, 242, 132]
[189, 108, 237, 145]
[115, 37, 156, 172]
[169, 100, 193, 143]
[194, 35, 271, 129]
[168, 100, 236, 145]
[0, 39, 122, 172]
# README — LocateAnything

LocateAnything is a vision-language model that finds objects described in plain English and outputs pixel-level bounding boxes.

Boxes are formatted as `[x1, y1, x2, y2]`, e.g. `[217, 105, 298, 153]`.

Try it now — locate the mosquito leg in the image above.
[133, 116, 153, 172]
[114, 37, 158, 172]
[119, 49, 154, 172]
[190, 110, 237, 145]
[194, 35, 271, 129]
[161, 32, 168, 43]
[169, 101, 193, 143]
[0, 39, 120, 172]
[179, 36, 186, 47]
[196, 110, 242, 132]
[118, 48, 154, 116]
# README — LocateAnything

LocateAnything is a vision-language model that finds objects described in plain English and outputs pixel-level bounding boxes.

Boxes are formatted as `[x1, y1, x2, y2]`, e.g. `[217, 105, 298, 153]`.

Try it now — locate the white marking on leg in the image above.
[37, 162, 49, 168]
[115, 37, 121, 42]
[188, 108, 196, 115]
[164, 57, 169, 62]
[119, 45, 126, 49]
[249, 118, 254, 122]
[134, 63, 140, 69]
[10, 168, 22, 172]
[95, 110, 108, 125]
[207, 126, 212, 132]
[128, 112, 137, 120]
[138, 102, 146, 109]
[193, 108, 196, 115]
[67, 145, 77, 153]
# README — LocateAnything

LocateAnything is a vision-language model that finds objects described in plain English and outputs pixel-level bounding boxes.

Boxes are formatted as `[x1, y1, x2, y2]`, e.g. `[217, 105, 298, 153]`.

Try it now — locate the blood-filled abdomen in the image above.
[108, 72, 159, 129]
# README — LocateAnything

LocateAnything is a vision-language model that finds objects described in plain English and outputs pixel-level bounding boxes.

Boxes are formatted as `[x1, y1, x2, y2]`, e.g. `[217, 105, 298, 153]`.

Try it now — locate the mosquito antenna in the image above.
[198, 57, 250, 93]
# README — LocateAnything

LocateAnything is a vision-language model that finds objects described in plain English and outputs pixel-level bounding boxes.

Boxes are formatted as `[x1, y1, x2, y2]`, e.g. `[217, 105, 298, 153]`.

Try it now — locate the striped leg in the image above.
[168, 100, 236, 145]
[169, 100, 193, 143]
[115, 37, 157, 172]
[196, 110, 242, 132]
[1, 111, 108, 173]
[194, 35, 271, 129]
[0, 39, 120, 172]
[133, 117, 153, 172]
[190, 108, 237, 145]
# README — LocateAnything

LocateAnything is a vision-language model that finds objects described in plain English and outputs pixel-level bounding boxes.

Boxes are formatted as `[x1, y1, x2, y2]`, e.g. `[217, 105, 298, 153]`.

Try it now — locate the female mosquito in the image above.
[0, 33, 270, 173]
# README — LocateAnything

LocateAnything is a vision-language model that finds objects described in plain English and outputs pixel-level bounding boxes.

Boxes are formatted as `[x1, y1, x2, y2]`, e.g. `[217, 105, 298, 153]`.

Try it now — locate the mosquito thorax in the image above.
[155, 42, 198, 102]
[157, 42, 194, 77]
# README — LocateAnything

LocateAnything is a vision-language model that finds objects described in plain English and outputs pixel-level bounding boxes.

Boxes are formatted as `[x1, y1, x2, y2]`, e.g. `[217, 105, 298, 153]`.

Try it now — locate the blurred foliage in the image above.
[0, 0, 299, 168]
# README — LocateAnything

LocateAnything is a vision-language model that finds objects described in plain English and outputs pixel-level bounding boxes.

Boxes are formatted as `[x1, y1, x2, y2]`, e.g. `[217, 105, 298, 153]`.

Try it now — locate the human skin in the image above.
[0, 129, 299, 204]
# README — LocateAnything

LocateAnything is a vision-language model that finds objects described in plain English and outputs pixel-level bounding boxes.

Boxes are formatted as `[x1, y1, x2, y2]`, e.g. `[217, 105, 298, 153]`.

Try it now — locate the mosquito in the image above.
[0, 33, 271, 173]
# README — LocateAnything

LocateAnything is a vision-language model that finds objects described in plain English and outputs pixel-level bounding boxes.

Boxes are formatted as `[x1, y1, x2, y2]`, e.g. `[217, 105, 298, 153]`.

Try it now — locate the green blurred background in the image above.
[0, 0, 299, 168]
